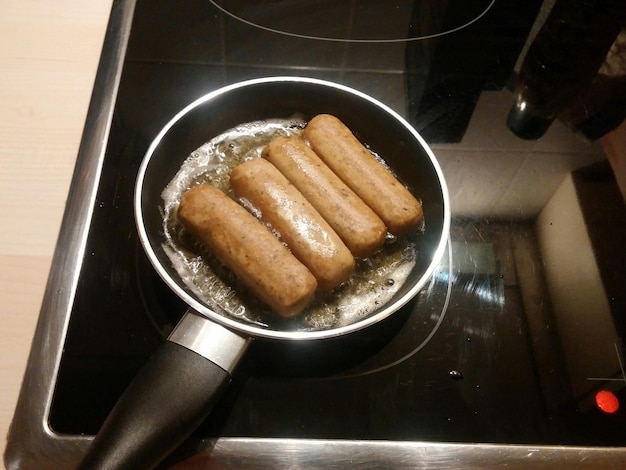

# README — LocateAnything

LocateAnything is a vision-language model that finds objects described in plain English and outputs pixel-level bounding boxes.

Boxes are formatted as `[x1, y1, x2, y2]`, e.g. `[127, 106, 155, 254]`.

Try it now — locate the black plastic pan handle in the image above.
[77, 309, 250, 470]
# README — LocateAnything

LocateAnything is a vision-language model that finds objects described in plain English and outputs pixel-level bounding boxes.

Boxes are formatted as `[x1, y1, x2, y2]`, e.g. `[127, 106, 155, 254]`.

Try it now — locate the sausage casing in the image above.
[262, 136, 387, 258]
[302, 114, 423, 237]
[177, 184, 317, 317]
[231, 158, 355, 291]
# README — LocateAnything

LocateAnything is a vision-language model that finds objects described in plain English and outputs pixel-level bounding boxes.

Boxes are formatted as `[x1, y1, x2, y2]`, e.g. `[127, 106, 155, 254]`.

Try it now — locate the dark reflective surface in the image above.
[209, 0, 495, 42]
[50, 0, 626, 448]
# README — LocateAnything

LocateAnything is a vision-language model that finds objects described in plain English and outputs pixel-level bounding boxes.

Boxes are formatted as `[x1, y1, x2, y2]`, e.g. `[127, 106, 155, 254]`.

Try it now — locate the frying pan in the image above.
[78, 77, 450, 470]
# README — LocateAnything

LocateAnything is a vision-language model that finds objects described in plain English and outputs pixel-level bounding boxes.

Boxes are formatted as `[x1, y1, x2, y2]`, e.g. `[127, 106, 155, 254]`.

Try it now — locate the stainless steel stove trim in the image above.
[4, 0, 137, 469]
[4, 0, 626, 469]
[187, 438, 626, 469]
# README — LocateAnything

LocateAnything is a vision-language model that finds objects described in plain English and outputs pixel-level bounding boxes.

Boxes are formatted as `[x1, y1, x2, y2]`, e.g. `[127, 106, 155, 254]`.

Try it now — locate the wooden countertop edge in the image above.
[1, 1, 114, 466]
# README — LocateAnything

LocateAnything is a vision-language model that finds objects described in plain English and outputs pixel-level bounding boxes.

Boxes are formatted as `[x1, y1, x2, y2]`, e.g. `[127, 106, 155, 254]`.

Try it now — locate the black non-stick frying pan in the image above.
[78, 77, 450, 470]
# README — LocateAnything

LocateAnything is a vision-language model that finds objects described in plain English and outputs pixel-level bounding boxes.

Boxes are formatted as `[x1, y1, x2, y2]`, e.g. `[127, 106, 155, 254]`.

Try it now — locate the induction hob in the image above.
[6, 0, 626, 468]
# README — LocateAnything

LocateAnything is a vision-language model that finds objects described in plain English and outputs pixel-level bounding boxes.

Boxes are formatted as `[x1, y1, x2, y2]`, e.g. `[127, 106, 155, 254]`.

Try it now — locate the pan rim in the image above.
[134, 76, 451, 341]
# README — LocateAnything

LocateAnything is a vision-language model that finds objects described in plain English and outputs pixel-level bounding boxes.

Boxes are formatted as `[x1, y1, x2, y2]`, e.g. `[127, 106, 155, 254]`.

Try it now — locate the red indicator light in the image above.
[595, 390, 620, 414]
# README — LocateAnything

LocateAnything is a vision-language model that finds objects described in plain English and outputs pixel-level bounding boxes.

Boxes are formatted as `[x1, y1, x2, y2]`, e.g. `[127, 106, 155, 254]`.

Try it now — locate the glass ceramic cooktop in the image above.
[49, 0, 626, 450]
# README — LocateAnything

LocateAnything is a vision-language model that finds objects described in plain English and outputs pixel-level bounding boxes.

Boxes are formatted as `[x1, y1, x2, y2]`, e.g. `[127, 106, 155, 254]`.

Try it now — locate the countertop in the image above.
[0, 1, 112, 464]
[1, 1, 625, 468]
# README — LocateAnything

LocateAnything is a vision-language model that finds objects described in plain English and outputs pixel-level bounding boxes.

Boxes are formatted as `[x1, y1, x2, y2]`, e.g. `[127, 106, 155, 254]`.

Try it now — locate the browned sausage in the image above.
[231, 158, 354, 291]
[302, 114, 423, 237]
[177, 184, 317, 317]
[262, 136, 387, 258]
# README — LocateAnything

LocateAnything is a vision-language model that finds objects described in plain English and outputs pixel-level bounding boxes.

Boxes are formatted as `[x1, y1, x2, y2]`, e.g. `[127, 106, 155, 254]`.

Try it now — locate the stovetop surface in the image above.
[48, 0, 626, 450]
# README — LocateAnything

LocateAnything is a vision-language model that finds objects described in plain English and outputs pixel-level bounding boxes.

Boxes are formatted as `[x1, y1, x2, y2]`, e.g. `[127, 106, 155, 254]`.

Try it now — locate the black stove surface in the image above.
[49, 0, 626, 450]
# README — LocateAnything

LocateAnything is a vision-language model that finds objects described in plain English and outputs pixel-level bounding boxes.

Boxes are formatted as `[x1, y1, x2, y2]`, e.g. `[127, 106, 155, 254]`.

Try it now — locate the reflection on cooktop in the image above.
[210, 0, 496, 42]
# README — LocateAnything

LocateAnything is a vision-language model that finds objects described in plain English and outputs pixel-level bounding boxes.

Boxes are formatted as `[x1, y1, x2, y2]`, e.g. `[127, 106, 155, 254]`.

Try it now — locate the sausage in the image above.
[262, 135, 387, 258]
[302, 114, 423, 237]
[230, 158, 355, 291]
[177, 184, 317, 317]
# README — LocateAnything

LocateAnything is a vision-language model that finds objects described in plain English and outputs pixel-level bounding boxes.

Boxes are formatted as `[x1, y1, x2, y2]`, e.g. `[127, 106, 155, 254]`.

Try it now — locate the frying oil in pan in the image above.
[160, 117, 418, 332]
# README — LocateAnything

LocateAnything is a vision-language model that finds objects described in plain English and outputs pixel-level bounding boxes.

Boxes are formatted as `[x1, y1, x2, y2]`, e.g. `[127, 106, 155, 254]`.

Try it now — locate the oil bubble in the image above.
[449, 370, 464, 381]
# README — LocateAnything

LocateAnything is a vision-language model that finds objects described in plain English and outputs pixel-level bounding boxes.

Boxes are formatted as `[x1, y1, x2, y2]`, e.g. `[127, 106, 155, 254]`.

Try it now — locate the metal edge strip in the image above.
[4, 0, 137, 469]
[203, 438, 626, 469]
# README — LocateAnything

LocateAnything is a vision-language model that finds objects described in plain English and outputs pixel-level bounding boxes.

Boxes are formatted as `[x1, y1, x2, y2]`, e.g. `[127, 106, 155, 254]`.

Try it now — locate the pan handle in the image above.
[77, 309, 251, 470]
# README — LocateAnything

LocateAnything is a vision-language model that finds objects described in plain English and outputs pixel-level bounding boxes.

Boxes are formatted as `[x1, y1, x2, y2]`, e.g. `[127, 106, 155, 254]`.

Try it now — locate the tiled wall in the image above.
[434, 90, 606, 219]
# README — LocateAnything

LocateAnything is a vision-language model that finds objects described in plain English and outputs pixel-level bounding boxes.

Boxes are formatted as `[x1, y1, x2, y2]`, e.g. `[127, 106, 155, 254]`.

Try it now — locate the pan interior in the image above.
[160, 116, 421, 331]
[137, 78, 449, 340]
